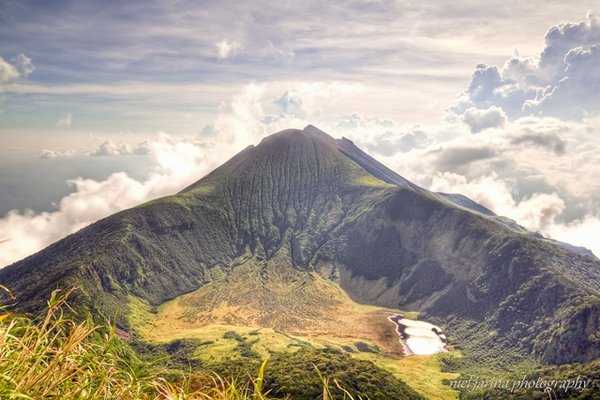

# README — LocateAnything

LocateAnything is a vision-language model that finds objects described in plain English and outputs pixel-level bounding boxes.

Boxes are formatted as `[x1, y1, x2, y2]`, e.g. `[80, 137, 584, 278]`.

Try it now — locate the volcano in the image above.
[1, 125, 599, 398]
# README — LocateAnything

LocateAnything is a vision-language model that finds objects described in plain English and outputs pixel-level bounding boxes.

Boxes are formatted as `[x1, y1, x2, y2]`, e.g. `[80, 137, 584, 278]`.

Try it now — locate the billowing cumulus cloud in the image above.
[415, 13, 600, 257]
[395, 116, 582, 194]
[539, 11, 600, 73]
[453, 63, 537, 117]
[364, 129, 429, 156]
[431, 145, 498, 171]
[462, 106, 507, 133]
[524, 44, 600, 118]
[333, 113, 431, 156]
[509, 131, 566, 155]
[455, 13, 600, 120]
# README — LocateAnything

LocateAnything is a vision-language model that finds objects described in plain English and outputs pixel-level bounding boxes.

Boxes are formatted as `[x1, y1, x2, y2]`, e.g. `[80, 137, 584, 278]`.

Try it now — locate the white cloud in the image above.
[212, 83, 271, 146]
[432, 145, 498, 171]
[0, 57, 20, 82]
[0, 173, 149, 267]
[56, 113, 73, 128]
[509, 131, 566, 155]
[524, 44, 600, 118]
[332, 113, 433, 157]
[0, 54, 34, 83]
[462, 106, 507, 133]
[365, 129, 429, 156]
[273, 91, 306, 118]
[539, 11, 600, 74]
[336, 113, 394, 130]
[455, 13, 600, 120]
[89, 140, 150, 156]
[270, 83, 362, 121]
[90, 140, 129, 156]
[39, 149, 75, 159]
[264, 40, 295, 62]
[430, 172, 599, 256]
[502, 55, 539, 86]
[546, 215, 600, 257]
[215, 39, 240, 59]
[14, 54, 35, 77]
[0, 134, 221, 267]
[39, 141, 150, 159]
[211, 81, 364, 148]
[452, 64, 537, 117]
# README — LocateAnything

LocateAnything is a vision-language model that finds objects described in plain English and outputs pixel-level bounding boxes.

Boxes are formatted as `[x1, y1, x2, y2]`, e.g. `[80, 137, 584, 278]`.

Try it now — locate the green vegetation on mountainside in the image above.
[1, 125, 599, 400]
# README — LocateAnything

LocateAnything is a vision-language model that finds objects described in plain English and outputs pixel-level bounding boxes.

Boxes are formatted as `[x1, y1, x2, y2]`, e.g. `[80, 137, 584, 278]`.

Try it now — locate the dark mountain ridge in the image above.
[1, 125, 599, 365]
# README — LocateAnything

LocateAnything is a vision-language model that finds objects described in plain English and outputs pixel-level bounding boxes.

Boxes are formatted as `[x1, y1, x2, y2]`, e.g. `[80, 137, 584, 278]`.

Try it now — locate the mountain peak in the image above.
[302, 124, 327, 134]
[258, 124, 335, 146]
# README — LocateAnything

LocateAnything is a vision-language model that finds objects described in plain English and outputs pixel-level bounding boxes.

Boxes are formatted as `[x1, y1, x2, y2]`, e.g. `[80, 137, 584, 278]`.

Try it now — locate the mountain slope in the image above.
[1, 125, 599, 367]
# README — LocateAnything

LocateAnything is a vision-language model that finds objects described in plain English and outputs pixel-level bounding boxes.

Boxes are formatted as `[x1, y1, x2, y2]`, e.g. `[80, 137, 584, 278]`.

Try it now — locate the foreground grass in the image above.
[0, 288, 424, 400]
[353, 353, 459, 400]
[0, 290, 281, 399]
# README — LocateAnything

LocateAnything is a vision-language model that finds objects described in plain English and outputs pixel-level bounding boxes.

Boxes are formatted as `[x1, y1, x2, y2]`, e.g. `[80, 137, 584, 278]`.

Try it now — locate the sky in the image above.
[1, 0, 600, 265]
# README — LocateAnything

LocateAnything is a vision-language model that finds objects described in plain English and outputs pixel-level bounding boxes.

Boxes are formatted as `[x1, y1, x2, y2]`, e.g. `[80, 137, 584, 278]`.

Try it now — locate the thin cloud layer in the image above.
[39, 149, 75, 159]
[90, 140, 150, 157]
